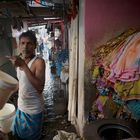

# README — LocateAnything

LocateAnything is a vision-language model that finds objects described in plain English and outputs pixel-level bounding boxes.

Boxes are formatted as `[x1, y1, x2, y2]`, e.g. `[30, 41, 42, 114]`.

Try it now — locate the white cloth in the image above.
[68, 16, 78, 124]
[17, 56, 44, 115]
[53, 130, 81, 140]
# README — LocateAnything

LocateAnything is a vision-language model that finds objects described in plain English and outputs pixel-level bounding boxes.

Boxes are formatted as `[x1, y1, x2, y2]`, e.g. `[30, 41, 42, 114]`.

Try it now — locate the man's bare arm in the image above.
[23, 58, 46, 94]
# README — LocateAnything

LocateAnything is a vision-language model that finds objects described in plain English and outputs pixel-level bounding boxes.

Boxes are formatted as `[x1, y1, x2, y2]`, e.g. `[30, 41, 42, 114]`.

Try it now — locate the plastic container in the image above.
[0, 103, 16, 133]
[0, 70, 18, 109]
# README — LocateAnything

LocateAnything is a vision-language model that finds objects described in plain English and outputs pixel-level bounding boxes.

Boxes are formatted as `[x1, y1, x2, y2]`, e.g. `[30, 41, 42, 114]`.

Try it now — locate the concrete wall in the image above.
[76, 0, 85, 137]
[0, 18, 16, 78]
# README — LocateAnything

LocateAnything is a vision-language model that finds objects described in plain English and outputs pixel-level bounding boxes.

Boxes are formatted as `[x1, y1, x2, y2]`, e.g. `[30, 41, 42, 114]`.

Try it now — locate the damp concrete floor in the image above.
[41, 61, 76, 140]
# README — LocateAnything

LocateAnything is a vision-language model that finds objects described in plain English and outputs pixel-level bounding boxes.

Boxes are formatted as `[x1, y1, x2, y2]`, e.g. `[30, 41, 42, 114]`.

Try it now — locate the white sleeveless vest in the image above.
[17, 57, 44, 114]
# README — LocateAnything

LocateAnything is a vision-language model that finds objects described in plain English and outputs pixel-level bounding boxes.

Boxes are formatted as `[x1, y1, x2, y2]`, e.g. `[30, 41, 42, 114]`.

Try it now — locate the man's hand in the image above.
[9, 56, 26, 68]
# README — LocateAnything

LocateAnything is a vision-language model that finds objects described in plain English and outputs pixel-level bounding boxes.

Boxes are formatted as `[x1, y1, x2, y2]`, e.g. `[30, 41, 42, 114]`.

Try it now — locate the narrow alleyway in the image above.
[41, 60, 76, 140]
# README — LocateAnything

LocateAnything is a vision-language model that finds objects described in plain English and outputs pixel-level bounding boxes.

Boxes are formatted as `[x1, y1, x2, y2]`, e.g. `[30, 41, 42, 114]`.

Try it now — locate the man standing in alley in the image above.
[10, 30, 46, 140]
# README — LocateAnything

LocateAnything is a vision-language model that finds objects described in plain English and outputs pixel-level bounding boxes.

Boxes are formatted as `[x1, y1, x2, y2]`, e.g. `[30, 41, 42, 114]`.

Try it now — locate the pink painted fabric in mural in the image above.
[108, 32, 140, 82]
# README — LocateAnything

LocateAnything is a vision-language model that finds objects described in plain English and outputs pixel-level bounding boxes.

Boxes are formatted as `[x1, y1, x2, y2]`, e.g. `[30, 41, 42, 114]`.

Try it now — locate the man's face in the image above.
[19, 37, 36, 59]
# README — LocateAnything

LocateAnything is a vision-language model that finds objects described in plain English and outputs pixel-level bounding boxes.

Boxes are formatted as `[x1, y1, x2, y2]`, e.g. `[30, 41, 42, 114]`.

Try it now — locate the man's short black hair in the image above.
[19, 30, 37, 46]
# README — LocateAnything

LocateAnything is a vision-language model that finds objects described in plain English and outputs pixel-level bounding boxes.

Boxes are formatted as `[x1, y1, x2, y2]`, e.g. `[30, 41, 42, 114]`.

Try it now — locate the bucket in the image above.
[0, 70, 18, 109]
[0, 103, 16, 133]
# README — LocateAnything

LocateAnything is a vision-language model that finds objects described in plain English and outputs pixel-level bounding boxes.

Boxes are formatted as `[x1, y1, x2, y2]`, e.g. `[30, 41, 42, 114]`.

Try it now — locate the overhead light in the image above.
[44, 17, 60, 20]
